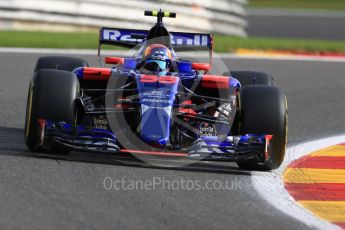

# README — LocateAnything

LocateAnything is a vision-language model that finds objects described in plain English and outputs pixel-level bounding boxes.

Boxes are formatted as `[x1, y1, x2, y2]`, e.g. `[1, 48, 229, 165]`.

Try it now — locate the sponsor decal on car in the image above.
[92, 115, 108, 130]
[198, 122, 217, 137]
[101, 28, 212, 47]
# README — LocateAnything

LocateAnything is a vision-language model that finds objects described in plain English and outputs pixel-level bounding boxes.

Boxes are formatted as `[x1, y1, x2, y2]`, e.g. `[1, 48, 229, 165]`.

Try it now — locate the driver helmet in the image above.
[142, 44, 173, 76]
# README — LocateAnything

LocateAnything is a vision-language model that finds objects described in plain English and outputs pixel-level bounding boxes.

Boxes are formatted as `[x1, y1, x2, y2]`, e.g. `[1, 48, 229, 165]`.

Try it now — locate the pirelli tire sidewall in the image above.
[24, 69, 80, 151]
[238, 85, 288, 170]
[24, 81, 38, 151]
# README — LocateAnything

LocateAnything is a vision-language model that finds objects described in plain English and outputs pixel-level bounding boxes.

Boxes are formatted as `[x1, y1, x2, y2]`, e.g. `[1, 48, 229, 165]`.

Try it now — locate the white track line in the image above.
[252, 135, 345, 230]
[1, 47, 345, 63]
[0, 47, 120, 55]
[248, 8, 345, 18]
[221, 54, 345, 63]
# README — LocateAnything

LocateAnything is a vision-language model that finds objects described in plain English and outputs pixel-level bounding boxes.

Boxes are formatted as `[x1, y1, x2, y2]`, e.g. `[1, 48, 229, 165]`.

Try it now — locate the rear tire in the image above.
[34, 56, 89, 72]
[223, 71, 274, 86]
[237, 85, 288, 171]
[24, 69, 80, 153]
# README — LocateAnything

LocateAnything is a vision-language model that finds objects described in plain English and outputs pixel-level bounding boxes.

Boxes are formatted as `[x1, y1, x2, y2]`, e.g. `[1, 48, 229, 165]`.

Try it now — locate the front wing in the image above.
[40, 121, 271, 163]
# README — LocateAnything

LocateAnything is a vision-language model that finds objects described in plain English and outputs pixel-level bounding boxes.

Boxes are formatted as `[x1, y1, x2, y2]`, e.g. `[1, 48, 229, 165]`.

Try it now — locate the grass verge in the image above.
[215, 35, 345, 53]
[248, 0, 345, 11]
[1, 30, 345, 54]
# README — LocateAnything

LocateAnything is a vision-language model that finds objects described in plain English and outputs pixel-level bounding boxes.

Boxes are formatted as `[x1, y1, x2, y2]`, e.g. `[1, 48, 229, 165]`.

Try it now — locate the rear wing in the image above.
[99, 27, 213, 51]
[98, 27, 214, 67]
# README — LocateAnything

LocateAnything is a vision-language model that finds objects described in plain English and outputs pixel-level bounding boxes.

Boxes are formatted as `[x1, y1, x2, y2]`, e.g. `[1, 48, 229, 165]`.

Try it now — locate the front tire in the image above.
[24, 69, 80, 152]
[237, 85, 288, 170]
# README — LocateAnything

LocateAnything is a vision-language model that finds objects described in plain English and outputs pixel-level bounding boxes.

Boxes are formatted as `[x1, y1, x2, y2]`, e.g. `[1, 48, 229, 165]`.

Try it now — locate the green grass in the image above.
[0, 30, 100, 49]
[1, 30, 345, 54]
[249, 0, 345, 10]
[215, 35, 345, 53]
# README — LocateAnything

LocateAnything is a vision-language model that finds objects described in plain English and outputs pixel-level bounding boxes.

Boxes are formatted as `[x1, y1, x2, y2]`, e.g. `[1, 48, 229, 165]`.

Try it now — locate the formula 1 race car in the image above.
[24, 10, 288, 170]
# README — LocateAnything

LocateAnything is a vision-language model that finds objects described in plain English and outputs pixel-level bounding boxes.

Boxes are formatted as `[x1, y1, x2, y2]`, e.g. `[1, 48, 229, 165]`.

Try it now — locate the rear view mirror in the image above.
[192, 63, 211, 71]
[105, 57, 124, 65]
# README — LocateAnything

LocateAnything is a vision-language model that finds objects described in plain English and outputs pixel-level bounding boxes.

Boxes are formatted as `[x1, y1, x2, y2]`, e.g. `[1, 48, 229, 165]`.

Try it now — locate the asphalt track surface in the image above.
[247, 9, 345, 40]
[0, 52, 344, 230]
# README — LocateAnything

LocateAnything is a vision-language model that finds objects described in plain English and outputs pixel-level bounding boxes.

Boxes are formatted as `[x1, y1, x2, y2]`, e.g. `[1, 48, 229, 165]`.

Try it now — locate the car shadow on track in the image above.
[0, 127, 250, 176]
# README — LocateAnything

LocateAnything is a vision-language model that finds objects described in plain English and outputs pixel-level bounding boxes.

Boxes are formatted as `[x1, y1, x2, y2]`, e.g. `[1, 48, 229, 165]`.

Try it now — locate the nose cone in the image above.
[137, 75, 179, 146]
[140, 105, 172, 145]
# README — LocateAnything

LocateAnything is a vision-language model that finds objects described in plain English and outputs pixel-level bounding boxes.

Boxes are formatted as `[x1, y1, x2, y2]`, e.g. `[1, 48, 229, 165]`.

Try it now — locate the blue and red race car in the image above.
[24, 10, 288, 170]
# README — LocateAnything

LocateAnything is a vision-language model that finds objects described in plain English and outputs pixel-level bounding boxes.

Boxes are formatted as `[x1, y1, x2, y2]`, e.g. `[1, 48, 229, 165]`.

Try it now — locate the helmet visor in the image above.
[145, 60, 168, 71]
